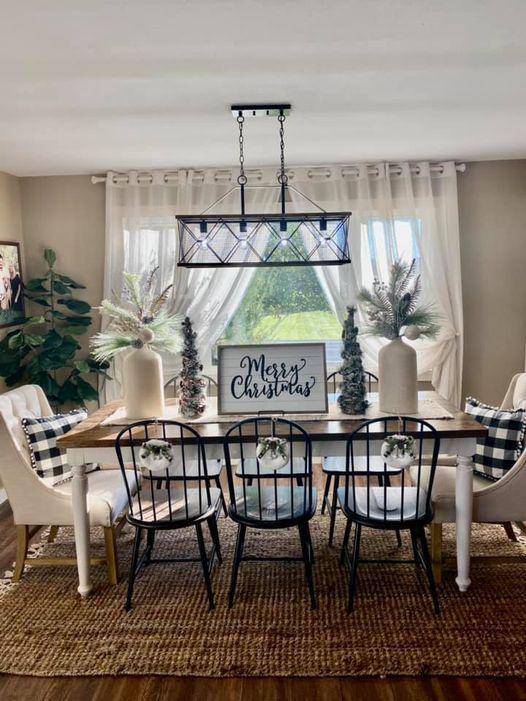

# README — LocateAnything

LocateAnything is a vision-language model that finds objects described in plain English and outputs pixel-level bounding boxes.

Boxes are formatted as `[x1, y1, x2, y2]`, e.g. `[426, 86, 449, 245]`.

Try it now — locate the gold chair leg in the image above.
[430, 523, 442, 585]
[47, 525, 60, 543]
[104, 526, 119, 585]
[13, 525, 29, 582]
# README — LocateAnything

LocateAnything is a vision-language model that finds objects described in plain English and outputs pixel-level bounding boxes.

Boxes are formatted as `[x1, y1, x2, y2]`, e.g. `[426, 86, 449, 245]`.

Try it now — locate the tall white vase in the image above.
[123, 346, 164, 419]
[378, 337, 418, 414]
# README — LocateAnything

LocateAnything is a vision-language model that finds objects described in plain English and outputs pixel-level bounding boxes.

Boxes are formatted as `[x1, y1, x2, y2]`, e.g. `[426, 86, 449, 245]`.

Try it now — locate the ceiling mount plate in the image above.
[231, 103, 292, 118]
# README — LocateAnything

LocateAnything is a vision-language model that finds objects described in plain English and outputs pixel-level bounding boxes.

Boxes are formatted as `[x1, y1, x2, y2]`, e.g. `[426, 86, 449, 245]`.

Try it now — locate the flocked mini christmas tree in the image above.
[178, 316, 207, 419]
[337, 306, 369, 415]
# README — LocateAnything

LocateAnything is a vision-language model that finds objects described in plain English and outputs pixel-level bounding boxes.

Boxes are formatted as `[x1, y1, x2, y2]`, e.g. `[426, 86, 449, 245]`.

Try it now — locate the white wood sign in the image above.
[217, 343, 328, 415]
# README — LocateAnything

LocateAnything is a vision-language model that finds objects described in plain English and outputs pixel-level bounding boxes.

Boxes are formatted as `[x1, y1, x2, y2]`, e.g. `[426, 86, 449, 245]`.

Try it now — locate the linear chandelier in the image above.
[176, 104, 352, 268]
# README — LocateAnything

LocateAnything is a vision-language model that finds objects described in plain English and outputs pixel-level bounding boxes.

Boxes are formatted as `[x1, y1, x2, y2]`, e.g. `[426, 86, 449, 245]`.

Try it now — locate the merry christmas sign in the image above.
[217, 343, 328, 415]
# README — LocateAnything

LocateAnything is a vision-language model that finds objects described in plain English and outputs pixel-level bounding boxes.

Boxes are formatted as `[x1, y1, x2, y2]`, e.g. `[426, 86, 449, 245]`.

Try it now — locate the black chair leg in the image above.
[340, 518, 352, 566]
[207, 514, 223, 564]
[196, 522, 215, 610]
[347, 523, 362, 614]
[145, 529, 155, 565]
[410, 527, 421, 568]
[125, 527, 142, 612]
[214, 476, 228, 517]
[298, 522, 317, 609]
[328, 475, 340, 547]
[417, 526, 440, 615]
[228, 523, 247, 608]
[321, 473, 332, 515]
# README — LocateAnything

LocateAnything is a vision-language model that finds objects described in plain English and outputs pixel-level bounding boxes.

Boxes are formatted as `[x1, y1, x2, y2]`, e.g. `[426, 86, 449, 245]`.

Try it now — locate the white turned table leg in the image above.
[71, 463, 92, 597]
[455, 454, 474, 592]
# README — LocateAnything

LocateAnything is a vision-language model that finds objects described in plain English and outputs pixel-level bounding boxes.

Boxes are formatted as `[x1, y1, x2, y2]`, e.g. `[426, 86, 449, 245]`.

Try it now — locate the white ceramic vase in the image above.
[378, 337, 418, 414]
[123, 346, 164, 419]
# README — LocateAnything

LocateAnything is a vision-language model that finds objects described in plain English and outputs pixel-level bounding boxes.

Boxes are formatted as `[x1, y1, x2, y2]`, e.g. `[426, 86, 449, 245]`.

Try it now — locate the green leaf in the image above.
[51, 310, 68, 320]
[26, 356, 43, 375]
[58, 380, 81, 404]
[56, 274, 86, 289]
[8, 333, 23, 350]
[74, 359, 91, 373]
[36, 373, 61, 399]
[24, 334, 45, 347]
[62, 315, 92, 326]
[75, 377, 99, 402]
[31, 297, 52, 308]
[5, 367, 25, 387]
[43, 329, 63, 350]
[44, 248, 56, 268]
[58, 298, 91, 314]
[53, 280, 70, 295]
[62, 326, 88, 336]
[25, 279, 49, 293]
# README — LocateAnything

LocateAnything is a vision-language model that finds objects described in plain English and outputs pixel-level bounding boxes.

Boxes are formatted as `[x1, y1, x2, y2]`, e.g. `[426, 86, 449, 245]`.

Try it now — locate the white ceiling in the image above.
[1, 0, 526, 176]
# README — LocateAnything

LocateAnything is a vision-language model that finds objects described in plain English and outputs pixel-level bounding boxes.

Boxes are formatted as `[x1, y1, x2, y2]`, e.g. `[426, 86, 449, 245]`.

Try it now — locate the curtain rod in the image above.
[91, 162, 466, 185]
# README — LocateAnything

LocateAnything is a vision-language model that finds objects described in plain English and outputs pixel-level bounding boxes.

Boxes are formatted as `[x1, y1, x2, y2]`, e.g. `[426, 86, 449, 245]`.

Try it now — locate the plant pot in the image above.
[378, 337, 418, 414]
[123, 346, 164, 419]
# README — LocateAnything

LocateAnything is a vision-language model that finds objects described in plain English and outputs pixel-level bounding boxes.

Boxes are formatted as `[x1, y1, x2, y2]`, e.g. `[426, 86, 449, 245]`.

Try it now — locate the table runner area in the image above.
[102, 395, 454, 427]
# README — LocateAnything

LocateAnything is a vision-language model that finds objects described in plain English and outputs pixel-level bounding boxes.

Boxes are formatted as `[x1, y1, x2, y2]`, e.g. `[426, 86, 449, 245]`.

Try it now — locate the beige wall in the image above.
[14, 161, 526, 409]
[0, 171, 24, 394]
[20, 175, 106, 356]
[458, 160, 526, 406]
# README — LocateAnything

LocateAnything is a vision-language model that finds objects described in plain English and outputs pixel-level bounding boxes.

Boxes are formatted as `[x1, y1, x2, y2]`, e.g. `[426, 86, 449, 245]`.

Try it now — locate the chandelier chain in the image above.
[277, 112, 288, 186]
[237, 113, 247, 186]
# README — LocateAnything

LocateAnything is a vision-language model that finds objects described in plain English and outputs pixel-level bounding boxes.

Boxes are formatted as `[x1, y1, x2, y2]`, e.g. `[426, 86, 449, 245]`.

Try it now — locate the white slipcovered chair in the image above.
[0, 384, 137, 584]
[414, 373, 526, 582]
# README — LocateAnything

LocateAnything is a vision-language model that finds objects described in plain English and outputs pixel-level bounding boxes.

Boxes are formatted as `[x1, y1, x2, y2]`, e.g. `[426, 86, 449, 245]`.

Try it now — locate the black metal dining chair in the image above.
[163, 373, 226, 516]
[326, 369, 378, 395]
[323, 370, 385, 547]
[164, 372, 218, 398]
[223, 416, 317, 609]
[115, 420, 222, 611]
[338, 416, 441, 614]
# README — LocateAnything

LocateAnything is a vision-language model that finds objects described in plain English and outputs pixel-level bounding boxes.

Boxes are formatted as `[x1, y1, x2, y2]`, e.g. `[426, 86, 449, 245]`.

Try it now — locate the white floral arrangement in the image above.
[381, 434, 416, 469]
[256, 436, 289, 471]
[90, 267, 182, 362]
[139, 439, 174, 473]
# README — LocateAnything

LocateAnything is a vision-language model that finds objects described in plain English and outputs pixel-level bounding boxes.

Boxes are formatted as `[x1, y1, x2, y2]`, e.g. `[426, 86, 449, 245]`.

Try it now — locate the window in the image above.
[220, 242, 342, 362]
[360, 217, 421, 286]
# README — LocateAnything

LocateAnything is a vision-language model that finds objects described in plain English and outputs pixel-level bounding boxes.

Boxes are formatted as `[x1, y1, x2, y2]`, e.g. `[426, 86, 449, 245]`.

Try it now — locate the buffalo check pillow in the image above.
[21, 410, 87, 486]
[465, 397, 526, 481]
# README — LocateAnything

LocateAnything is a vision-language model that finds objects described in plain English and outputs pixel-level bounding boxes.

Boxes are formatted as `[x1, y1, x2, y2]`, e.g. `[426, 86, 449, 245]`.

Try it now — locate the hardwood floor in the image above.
[1, 501, 526, 701]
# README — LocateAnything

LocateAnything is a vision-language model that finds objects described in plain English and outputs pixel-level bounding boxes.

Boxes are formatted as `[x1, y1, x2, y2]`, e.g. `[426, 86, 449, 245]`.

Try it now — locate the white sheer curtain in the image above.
[103, 169, 279, 400]
[289, 162, 463, 406]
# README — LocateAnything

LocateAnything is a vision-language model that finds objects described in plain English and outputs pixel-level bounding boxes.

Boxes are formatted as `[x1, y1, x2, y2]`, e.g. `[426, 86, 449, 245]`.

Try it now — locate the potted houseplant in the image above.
[90, 268, 181, 419]
[358, 259, 439, 413]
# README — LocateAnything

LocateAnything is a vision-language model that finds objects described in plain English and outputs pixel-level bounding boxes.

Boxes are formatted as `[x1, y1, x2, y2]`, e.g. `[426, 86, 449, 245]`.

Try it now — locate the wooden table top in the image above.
[58, 392, 487, 449]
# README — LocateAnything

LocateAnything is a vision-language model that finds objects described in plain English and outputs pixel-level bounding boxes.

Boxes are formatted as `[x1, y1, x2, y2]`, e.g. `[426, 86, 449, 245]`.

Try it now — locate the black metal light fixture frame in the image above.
[176, 104, 352, 268]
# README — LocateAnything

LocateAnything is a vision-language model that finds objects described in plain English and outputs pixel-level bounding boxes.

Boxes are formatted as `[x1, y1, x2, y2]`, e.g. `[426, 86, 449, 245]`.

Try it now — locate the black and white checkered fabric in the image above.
[465, 397, 526, 481]
[21, 410, 87, 487]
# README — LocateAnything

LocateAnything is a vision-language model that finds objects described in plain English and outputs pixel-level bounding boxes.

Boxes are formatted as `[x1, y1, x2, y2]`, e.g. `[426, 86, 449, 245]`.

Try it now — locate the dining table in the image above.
[57, 390, 487, 598]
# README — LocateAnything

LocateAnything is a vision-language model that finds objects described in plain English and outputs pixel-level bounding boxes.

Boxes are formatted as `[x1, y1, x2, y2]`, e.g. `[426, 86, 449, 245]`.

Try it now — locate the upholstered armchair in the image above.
[416, 373, 526, 582]
[0, 384, 137, 584]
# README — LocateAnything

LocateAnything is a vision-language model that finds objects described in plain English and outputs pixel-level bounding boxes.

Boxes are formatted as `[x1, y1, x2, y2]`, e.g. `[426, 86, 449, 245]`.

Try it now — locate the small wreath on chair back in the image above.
[139, 439, 174, 473]
[380, 434, 416, 469]
[256, 436, 289, 471]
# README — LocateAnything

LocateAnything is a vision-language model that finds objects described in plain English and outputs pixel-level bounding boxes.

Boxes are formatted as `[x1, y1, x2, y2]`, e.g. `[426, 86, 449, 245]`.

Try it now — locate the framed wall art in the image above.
[0, 241, 24, 328]
[217, 342, 328, 415]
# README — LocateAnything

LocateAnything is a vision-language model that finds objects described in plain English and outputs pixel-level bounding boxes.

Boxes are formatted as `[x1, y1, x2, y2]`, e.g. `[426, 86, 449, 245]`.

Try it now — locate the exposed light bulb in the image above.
[280, 238, 288, 247]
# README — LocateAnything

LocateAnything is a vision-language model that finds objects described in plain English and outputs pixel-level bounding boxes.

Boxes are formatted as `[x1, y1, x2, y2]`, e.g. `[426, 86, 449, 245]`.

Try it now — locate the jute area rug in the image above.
[1, 514, 526, 678]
